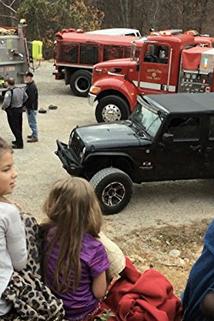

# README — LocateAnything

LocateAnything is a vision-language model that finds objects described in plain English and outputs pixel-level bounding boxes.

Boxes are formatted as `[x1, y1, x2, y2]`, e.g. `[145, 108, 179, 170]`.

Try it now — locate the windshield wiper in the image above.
[135, 123, 152, 139]
[128, 119, 151, 139]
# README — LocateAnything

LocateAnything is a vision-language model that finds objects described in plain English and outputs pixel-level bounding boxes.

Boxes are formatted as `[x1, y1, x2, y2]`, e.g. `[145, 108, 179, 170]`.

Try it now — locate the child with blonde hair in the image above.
[42, 177, 110, 321]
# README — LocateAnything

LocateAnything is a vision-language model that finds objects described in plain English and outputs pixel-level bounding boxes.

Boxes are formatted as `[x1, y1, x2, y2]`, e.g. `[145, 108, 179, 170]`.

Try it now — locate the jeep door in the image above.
[153, 114, 204, 180]
[203, 114, 214, 177]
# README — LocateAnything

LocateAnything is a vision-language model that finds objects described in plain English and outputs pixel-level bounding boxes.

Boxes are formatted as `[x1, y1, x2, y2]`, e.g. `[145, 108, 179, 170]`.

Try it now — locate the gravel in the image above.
[1, 60, 214, 238]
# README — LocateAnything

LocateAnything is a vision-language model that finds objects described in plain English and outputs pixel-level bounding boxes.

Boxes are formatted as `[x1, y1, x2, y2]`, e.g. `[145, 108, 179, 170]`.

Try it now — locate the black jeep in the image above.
[56, 93, 214, 214]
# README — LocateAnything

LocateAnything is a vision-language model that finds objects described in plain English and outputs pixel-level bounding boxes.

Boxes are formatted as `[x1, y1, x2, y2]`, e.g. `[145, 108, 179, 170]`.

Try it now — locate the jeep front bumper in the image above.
[55, 140, 83, 176]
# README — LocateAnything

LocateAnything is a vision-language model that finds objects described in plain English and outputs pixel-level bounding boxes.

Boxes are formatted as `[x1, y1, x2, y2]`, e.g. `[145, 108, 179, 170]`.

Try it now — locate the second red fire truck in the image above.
[89, 30, 214, 122]
[53, 29, 139, 97]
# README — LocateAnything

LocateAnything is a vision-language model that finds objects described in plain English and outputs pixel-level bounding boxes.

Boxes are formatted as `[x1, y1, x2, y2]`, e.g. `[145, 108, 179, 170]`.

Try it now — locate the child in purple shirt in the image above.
[42, 177, 109, 321]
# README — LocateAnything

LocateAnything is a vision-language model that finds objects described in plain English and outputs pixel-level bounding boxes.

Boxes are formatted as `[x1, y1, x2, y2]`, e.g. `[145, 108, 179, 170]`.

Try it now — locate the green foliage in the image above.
[17, 0, 104, 58]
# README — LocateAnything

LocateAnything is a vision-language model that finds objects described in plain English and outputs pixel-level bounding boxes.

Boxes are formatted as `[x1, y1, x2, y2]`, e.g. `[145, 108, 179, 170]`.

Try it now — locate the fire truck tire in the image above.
[70, 70, 92, 97]
[95, 95, 130, 123]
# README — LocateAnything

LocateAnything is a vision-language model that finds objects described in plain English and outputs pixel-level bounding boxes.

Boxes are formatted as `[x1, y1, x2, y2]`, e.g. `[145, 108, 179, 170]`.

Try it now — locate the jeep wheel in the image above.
[95, 95, 130, 123]
[70, 70, 92, 97]
[90, 167, 133, 214]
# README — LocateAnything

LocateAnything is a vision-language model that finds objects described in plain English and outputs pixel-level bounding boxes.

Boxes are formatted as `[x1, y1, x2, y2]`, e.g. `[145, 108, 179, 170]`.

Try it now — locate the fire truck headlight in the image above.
[90, 85, 101, 95]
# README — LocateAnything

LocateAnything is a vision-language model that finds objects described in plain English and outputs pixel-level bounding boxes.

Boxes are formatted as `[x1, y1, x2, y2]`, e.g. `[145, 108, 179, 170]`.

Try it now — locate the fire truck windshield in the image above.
[132, 102, 163, 137]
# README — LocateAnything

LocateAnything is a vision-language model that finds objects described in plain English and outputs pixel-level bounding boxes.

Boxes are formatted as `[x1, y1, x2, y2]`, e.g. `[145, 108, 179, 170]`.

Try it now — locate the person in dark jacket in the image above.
[182, 219, 214, 321]
[1, 78, 28, 149]
[24, 71, 39, 142]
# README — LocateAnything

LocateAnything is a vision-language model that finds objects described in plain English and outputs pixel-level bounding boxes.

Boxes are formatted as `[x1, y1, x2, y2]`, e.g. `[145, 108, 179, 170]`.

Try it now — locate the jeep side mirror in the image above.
[162, 132, 174, 144]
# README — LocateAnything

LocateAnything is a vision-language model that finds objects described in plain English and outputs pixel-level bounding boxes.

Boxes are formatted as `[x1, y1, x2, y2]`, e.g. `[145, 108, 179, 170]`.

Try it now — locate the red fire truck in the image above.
[53, 29, 139, 97]
[89, 30, 214, 122]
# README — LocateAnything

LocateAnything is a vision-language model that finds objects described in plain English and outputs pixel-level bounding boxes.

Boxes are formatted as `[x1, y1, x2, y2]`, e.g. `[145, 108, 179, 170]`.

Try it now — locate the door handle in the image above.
[190, 145, 201, 152]
[206, 146, 213, 152]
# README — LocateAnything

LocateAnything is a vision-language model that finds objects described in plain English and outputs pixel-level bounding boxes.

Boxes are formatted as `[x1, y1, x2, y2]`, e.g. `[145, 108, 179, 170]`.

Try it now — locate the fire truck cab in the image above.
[53, 29, 138, 97]
[89, 30, 214, 122]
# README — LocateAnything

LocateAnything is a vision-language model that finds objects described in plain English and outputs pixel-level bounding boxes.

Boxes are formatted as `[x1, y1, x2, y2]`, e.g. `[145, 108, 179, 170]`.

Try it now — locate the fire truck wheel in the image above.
[95, 95, 130, 123]
[70, 70, 92, 97]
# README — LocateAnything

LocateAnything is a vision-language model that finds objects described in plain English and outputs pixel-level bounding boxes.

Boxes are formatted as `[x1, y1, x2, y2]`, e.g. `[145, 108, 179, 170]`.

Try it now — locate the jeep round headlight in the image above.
[80, 147, 86, 159]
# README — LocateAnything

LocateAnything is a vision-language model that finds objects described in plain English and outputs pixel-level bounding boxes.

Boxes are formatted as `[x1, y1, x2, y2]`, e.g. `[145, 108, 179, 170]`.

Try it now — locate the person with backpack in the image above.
[2, 78, 28, 149]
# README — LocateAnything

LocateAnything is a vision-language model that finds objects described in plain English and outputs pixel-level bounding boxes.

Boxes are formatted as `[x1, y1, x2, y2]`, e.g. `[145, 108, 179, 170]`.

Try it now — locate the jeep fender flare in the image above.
[94, 78, 138, 112]
[84, 152, 137, 176]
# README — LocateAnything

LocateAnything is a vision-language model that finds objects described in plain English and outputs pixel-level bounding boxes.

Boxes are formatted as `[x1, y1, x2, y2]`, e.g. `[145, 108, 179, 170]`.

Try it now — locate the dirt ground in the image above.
[1, 60, 214, 293]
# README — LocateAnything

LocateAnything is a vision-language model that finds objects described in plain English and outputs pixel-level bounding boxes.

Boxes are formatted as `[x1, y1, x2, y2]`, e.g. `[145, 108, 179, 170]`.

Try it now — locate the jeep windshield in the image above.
[131, 98, 164, 137]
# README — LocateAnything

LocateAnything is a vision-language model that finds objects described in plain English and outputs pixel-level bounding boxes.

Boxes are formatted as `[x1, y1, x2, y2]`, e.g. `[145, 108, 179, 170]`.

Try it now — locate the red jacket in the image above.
[104, 258, 183, 321]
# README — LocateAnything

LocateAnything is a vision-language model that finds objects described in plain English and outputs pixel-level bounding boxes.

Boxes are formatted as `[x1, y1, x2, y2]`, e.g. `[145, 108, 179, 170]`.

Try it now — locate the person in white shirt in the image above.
[0, 137, 27, 315]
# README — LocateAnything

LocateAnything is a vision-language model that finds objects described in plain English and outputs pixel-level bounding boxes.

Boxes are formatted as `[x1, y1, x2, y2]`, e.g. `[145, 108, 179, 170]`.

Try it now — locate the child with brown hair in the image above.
[0, 137, 27, 316]
[42, 177, 110, 321]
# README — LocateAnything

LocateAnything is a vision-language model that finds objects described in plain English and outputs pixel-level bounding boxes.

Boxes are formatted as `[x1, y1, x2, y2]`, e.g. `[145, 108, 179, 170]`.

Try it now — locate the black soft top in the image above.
[144, 93, 214, 114]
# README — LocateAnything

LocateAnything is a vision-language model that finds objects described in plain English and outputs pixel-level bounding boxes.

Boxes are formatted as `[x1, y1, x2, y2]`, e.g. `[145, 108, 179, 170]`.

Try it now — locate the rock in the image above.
[169, 249, 181, 257]
[38, 107, 47, 113]
[48, 104, 58, 110]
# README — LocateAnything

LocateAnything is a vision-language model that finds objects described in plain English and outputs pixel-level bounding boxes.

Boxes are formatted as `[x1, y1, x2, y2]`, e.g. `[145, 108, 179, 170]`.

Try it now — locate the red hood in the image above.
[94, 58, 137, 69]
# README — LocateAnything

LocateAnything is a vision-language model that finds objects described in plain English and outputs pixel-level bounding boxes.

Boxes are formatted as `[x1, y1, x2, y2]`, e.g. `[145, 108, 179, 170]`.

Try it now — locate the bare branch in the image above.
[0, 0, 17, 14]
[10, 0, 17, 7]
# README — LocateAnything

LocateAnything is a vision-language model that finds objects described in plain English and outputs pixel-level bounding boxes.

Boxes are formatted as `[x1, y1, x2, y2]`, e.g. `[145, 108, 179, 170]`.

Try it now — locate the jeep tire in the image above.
[70, 70, 92, 97]
[90, 167, 133, 214]
[95, 95, 130, 123]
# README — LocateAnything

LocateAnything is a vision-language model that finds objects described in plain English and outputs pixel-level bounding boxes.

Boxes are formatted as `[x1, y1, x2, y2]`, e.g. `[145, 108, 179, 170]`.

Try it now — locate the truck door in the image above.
[154, 115, 204, 180]
[137, 43, 175, 95]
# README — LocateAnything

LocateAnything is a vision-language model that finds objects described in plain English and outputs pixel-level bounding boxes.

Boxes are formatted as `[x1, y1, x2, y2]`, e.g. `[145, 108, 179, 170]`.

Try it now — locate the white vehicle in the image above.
[87, 28, 141, 37]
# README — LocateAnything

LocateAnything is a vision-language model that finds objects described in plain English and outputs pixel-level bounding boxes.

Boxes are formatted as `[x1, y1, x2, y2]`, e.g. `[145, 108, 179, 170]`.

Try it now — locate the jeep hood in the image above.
[75, 121, 149, 149]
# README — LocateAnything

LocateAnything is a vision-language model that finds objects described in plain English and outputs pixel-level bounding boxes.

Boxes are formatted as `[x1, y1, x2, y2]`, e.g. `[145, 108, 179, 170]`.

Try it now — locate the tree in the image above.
[0, 0, 20, 25]
[90, 0, 213, 36]
[0, 0, 104, 58]
[16, 0, 103, 57]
